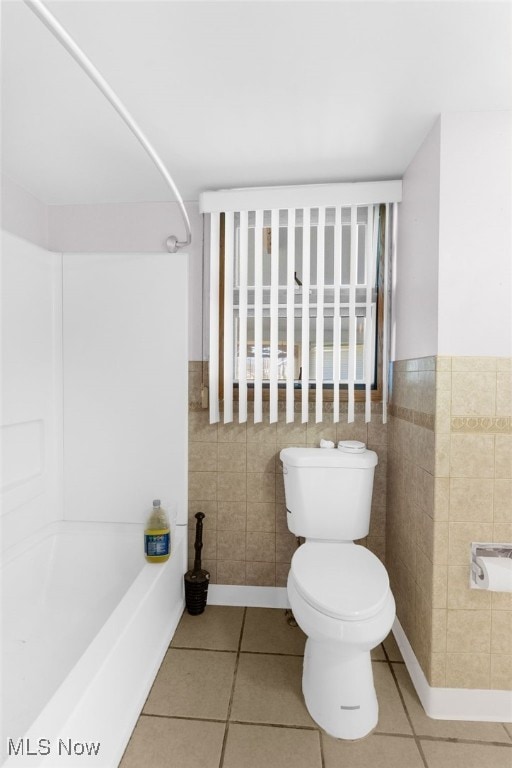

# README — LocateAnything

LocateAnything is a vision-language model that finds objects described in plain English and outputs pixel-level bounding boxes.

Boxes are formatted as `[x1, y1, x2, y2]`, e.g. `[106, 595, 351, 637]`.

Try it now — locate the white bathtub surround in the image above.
[1, 521, 186, 767]
[1, 232, 189, 766]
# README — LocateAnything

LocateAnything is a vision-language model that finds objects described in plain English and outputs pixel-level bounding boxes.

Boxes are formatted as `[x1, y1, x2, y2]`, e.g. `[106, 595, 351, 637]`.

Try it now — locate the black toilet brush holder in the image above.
[184, 512, 210, 615]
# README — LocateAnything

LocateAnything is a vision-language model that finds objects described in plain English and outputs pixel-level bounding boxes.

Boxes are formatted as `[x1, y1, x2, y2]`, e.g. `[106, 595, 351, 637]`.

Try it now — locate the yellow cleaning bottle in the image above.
[144, 499, 170, 562]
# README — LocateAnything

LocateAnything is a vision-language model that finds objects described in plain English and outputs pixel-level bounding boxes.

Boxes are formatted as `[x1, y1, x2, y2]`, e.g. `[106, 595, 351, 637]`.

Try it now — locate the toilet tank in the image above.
[280, 446, 378, 540]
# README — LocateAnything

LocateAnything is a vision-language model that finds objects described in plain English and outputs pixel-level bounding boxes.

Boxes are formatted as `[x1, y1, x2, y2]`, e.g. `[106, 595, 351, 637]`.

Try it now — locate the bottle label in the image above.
[145, 532, 170, 557]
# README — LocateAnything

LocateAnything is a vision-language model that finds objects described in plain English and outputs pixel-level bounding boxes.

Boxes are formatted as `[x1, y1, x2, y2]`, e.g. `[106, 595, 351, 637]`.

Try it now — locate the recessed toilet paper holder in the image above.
[470, 542, 512, 588]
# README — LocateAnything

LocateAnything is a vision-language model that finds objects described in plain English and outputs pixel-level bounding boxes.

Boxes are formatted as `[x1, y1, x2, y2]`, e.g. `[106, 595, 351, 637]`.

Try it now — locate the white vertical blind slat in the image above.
[363, 205, 374, 423]
[286, 208, 296, 423]
[269, 208, 280, 423]
[301, 208, 311, 423]
[332, 206, 342, 423]
[223, 211, 234, 423]
[253, 210, 264, 423]
[209, 212, 220, 423]
[238, 210, 249, 423]
[382, 203, 392, 424]
[347, 206, 357, 423]
[315, 207, 325, 422]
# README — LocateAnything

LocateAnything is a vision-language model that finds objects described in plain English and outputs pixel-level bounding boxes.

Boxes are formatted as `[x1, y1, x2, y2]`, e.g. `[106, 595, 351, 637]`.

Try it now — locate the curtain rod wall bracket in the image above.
[23, 0, 192, 252]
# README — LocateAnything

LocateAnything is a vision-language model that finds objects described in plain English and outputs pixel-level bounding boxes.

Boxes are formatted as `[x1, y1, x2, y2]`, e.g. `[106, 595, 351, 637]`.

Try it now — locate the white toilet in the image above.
[280, 442, 396, 740]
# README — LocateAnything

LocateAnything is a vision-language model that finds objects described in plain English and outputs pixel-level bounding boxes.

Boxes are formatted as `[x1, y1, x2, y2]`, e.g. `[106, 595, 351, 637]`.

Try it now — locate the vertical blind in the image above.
[200, 182, 401, 425]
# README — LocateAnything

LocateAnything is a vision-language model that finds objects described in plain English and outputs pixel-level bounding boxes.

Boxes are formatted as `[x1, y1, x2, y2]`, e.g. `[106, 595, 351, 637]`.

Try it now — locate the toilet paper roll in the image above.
[319, 439, 335, 448]
[475, 557, 512, 592]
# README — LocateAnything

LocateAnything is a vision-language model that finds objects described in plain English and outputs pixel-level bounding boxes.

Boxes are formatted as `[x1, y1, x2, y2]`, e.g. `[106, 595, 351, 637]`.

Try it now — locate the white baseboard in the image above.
[208, 584, 290, 609]
[392, 618, 512, 723]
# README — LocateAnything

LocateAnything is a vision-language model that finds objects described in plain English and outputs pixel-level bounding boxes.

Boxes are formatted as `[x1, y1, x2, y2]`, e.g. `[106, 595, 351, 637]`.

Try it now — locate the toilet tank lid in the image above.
[280, 446, 378, 469]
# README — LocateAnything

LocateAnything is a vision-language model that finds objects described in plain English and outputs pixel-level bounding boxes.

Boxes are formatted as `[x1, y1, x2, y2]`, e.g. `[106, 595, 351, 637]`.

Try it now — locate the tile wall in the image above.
[188, 362, 388, 586]
[387, 356, 512, 691]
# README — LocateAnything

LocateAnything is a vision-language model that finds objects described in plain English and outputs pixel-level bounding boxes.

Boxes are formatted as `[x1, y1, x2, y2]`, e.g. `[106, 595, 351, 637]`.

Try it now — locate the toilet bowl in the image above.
[288, 541, 396, 740]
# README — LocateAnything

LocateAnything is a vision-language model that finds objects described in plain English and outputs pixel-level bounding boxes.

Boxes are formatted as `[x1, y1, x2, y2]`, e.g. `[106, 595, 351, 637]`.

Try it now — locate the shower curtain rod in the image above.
[23, 0, 192, 253]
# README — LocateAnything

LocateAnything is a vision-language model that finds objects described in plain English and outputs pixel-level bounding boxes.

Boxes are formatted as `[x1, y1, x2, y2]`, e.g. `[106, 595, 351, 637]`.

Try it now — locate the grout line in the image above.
[140, 712, 227, 724]
[218, 607, 247, 768]
[414, 734, 512, 748]
[229, 720, 319, 732]
[383, 652, 430, 768]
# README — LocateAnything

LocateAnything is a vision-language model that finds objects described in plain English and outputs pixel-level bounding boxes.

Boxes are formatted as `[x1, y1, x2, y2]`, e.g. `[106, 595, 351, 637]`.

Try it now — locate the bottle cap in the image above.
[153, 499, 161, 507]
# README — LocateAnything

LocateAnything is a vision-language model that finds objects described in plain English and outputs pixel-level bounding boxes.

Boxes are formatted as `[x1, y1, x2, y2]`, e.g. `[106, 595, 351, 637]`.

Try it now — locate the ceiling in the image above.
[1, 0, 511, 205]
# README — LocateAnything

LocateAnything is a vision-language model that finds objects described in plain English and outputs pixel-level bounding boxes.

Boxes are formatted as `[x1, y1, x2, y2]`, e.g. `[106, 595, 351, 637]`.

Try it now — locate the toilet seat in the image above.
[290, 542, 390, 622]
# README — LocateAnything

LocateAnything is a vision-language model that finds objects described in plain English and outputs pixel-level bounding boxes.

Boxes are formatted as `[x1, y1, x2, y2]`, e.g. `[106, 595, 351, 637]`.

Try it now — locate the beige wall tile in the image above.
[451, 372, 496, 417]
[491, 610, 512, 654]
[336, 420, 368, 443]
[431, 609, 447, 653]
[436, 357, 452, 372]
[497, 358, 511, 372]
[448, 566, 491, 610]
[188, 501, 218, 536]
[189, 442, 218, 472]
[433, 478, 450, 521]
[217, 421, 247, 443]
[246, 532, 276, 562]
[435, 371, 452, 390]
[189, 411, 218, 443]
[217, 501, 247, 531]
[189, 472, 218, 501]
[450, 434, 495, 478]
[490, 654, 512, 689]
[449, 478, 494, 522]
[306, 421, 337, 445]
[495, 434, 512, 479]
[247, 472, 275, 503]
[245, 561, 276, 586]
[446, 609, 491, 653]
[217, 560, 246, 585]
[217, 530, 246, 562]
[246, 502, 276, 532]
[493, 522, 512, 543]
[451, 357, 497, 372]
[276, 532, 298, 563]
[429, 653, 446, 686]
[492, 591, 512, 611]
[448, 521, 493, 565]
[445, 652, 491, 688]
[218, 442, 247, 472]
[246, 421, 277, 443]
[496, 373, 512, 417]
[246, 443, 277, 473]
[275, 503, 289, 533]
[435, 388, 451, 433]
[276, 562, 290, 587]
[218, 472, 247, 502]
[494, 480, 512, 522]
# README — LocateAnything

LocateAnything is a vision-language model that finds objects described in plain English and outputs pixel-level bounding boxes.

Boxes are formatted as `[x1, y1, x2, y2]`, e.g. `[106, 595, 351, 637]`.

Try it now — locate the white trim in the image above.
[392, 617, 512, 723]
[208, 584, 290, 609]
[200, 180, 402, 213]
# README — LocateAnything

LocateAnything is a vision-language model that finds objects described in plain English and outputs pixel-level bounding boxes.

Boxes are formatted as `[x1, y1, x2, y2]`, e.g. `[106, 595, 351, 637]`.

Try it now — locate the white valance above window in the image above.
[199, 181, 401, 426]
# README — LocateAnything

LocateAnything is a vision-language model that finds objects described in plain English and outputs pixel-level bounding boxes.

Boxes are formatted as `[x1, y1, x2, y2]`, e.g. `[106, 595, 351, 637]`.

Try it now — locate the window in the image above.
[201, 182, 400, 425]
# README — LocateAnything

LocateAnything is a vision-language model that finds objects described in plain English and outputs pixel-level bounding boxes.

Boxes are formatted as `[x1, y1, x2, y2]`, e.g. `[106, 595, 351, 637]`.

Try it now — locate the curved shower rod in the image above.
[23, 0, 192, 253]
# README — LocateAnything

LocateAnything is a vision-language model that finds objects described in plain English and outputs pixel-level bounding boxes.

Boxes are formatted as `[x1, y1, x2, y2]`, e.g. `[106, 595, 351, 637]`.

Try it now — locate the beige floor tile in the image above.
[393, 663, 510, 742]
[143, 648, 236, 720]
[373, 662, 413, 734]
[222, 723, 322, 768]
[230, 652, 315, 727]
[421, 739, 512, 768]
[383, 630, 404, 661]
[119, 716, 225, 768]
[241, 608, 306, 655]
[371, 643, 386, 660]
[171, 605, 244, 651]
[322, 733, 424, 768]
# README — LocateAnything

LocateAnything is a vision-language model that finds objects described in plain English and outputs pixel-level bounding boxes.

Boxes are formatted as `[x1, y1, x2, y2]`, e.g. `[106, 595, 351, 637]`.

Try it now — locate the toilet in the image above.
[280, 442, 396, 740]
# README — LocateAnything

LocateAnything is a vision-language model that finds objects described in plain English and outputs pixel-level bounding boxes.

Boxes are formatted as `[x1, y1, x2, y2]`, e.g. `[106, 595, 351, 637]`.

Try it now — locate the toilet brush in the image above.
[184, 512, 210, 615]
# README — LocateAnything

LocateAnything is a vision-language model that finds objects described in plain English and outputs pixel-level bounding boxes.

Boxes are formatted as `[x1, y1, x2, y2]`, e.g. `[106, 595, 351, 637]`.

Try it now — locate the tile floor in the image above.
[120, 606, 512, 768]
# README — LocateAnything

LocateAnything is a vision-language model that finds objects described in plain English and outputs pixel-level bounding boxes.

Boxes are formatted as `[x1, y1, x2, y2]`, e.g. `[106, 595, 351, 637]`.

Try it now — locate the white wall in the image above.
[394, 118, 441, 361]
[49, 201, 205, 361]
[1, 175, 49, 250]
[1, 232, 63, 550]
[438, 111, 512, 356]
[395, 110, 512, 361]
[62, 252, 188, 526]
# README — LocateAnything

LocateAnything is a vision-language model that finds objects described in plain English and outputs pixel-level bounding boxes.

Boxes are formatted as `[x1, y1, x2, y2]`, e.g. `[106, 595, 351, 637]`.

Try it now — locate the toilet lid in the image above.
[290, 543, 390, 621]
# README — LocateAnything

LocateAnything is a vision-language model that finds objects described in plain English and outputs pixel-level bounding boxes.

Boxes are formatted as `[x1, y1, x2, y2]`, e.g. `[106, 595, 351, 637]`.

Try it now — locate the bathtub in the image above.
[1, 520, 186, 767]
